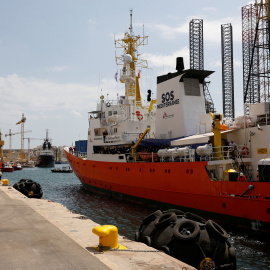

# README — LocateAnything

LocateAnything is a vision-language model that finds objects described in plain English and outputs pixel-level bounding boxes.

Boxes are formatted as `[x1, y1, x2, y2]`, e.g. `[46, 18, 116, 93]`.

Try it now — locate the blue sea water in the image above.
[3, 166, 270, 270]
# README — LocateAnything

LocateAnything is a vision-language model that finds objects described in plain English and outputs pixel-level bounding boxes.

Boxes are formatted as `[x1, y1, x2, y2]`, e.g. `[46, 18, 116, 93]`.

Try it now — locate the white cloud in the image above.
[142, 47, 190, 71]
[88, 19, 97, 24]
[0, 74, 122, 148]
[47, 66, 70, 72]
[202, 7, 217, 12]
[71, 110, 82, 118]
[209, 60, 221, 68]
[0, 74, 93, 126]
[146, 22, 188, 40]
[146, 16, 242, 44]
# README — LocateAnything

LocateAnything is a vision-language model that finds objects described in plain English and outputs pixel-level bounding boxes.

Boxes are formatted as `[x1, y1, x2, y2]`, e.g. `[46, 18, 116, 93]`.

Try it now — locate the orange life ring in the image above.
[241, 146, 249, 156]
[137, 114, 143, 121]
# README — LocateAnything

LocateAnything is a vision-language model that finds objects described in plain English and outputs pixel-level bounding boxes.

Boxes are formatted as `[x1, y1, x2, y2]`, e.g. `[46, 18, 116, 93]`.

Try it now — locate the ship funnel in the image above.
[176, 57, 184, 72]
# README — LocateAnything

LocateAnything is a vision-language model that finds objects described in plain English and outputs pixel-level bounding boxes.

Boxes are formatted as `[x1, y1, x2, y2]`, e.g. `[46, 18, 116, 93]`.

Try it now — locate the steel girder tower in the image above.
[242, 3, 259, 114]
[190, 19, 204, 70]
[242, 1, 270, 114]
[221, 23, 235, 119]
[189, 19, 215, 113]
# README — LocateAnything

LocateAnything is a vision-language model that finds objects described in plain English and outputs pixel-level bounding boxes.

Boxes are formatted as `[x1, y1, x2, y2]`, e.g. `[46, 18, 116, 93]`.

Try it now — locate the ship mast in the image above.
[115, 10, 148, 110]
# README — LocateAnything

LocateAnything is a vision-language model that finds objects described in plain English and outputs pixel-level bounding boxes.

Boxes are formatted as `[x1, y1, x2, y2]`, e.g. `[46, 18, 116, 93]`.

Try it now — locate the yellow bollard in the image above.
[1, 179, 9, 186]
[92, 225, 127, 251]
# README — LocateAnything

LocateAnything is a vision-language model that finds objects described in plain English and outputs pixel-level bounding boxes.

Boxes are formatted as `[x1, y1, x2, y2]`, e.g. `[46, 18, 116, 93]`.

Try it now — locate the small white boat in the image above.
[51, 166, 73, 173]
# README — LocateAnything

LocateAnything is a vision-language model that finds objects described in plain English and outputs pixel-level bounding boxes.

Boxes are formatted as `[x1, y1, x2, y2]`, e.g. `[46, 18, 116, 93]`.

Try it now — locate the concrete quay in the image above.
[0, 184, 195, 270]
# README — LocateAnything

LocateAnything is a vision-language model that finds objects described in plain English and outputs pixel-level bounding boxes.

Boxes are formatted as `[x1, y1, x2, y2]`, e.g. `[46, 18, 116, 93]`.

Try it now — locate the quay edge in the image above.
[0, 184, 195, 270]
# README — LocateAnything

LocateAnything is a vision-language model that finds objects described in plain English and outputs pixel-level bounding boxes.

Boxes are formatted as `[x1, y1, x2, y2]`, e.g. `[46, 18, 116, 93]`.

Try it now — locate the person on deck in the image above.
[237, 172, 246, 182]
[229, 140, 237, 158]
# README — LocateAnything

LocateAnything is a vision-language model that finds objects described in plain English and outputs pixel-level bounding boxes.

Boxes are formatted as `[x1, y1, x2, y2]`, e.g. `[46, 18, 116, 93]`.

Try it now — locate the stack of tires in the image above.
[135, 210, 236, 270]
[13, 179, 43, 199]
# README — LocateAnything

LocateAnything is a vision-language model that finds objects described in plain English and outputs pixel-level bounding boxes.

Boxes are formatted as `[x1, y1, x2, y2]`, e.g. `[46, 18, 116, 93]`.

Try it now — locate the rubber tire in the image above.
[228, 246, 237, 268]
[25, 180, 34, 185]
[160, 245, 171, 255]
[142, 236, 151, 246]
[154, 212, 177, 229]
[185, 212, 206, 224]
[173, 219, 200, 240]
[17, 183, 25, 190]
[165, 209, 185, 216]
[142, 210, 162, 225]
[135, 231, 140, 242]
[13, 183, 19, 189]
[206, 220, 229, 240]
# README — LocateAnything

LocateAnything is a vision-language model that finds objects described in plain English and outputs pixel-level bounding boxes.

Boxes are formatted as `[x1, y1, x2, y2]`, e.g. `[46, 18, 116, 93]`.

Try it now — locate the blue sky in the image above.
[0, 0, 252, 149]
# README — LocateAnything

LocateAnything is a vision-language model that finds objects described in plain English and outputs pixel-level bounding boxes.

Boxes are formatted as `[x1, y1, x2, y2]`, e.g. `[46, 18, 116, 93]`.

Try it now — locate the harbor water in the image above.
[3, 166, 270, 270]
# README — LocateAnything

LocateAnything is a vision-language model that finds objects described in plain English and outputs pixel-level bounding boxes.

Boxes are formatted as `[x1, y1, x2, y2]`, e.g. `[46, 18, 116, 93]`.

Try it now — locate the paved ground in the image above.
[0, 184, 195, 270]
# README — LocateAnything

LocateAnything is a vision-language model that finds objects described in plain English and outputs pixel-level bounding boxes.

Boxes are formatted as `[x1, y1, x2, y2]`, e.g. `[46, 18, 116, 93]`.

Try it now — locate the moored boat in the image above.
[36, 129, 55, 168]
[14, 163, 23, 170]
[65, 11, 270, 234]
[3, 163, 14, 172]
[51, 166, 73, 173]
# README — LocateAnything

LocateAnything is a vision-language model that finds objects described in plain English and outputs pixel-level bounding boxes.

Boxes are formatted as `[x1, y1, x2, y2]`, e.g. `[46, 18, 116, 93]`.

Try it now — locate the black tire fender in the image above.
[25, 180, 34, 186]
[142, 236, 151, 246]
[154, 212, 177, 229]
[160, 245, 171, 255]
[142, 210, 162, 225]
[18, 183, 25, 190]
[228, 246, 237, 267]
[135, 231, 140, 242]
[206, 220, 229, 240]
[185, 212, 206, 224]
[13, 183, 19, 189]
[173, 219, 200, 240]
[165, 209, 185, 216]
[31, 184, 37, 191]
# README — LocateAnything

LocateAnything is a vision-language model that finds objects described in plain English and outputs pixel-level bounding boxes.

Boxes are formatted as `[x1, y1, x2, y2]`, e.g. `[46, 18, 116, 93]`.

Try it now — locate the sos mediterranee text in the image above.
[157, 91, 179, 109]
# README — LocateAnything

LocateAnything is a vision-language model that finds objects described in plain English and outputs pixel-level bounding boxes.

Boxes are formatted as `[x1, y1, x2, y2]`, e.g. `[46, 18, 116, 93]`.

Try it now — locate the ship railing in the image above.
[200, 145, 251, 161]
[40, 150, 53, 156]
[74, 151, 87, 158]
[223, 112, 270, 130]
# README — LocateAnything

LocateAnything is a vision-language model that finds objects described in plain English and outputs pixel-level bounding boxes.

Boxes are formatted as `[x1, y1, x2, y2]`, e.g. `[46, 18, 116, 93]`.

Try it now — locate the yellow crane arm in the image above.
[148, 99, 156, 113]
[131, 128, 150, 158]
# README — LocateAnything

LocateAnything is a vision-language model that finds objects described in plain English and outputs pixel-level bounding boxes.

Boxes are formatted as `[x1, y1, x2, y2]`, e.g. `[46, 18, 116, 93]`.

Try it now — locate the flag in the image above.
[114, 72, 118, 82]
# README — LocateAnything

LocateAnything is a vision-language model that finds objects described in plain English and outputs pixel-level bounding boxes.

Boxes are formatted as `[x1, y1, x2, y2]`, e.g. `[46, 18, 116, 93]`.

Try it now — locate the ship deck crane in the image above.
[5, 129, 32, 159]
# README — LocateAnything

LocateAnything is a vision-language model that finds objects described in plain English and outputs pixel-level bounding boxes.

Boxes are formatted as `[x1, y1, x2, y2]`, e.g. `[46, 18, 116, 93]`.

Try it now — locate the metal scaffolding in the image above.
[190, 19, 204, 70]
[242, 1, 270, 114]
[242, 3, 259, 114]
[221, 23, 235, 119]
[189, 19, 215, 112]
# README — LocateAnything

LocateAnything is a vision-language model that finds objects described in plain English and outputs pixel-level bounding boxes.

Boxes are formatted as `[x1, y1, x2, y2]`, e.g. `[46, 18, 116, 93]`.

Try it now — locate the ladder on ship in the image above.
[231, 148, 251, 181]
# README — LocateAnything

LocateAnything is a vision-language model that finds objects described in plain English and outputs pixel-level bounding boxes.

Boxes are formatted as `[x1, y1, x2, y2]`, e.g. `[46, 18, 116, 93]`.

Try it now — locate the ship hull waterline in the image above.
[65, 151, 270, 233]
[36, 155, 55, 168]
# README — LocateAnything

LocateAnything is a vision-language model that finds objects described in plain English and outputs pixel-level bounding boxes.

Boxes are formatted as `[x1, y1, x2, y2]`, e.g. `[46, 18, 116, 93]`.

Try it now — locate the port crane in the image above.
[16, 113, 28, 162]
[5, 129, 32, 159]
[0, 129, 4, 162]
[24, 138, 43, 161]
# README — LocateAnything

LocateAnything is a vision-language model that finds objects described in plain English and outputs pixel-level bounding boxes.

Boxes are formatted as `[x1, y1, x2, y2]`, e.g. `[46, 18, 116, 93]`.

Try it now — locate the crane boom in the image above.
[5, 130, 32, 159]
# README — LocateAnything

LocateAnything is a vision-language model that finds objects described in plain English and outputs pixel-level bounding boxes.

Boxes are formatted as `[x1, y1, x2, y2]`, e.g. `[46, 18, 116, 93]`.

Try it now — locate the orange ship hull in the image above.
[65, 151, 270, 233]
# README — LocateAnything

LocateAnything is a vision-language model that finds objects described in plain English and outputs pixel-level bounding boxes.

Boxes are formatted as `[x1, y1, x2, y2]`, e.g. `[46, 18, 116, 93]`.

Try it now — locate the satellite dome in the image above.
[123, 54, 132, 64]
